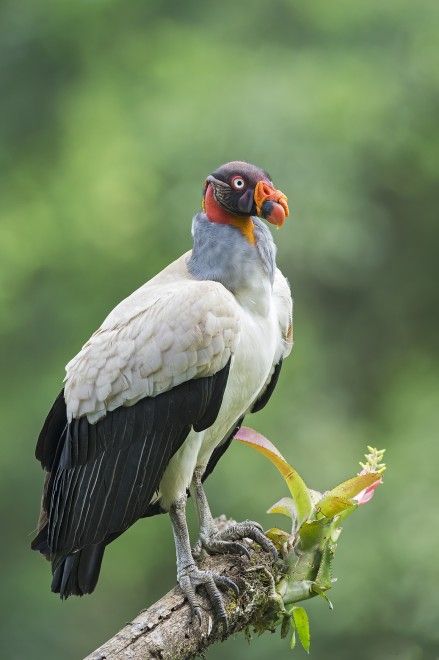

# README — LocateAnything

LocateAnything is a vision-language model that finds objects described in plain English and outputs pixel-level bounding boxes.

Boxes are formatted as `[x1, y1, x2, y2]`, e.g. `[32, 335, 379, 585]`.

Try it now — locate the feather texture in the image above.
[251, 360, 283, 413]
[32, 233, 293, 598]
[32, 359, 231, 562]
[63, 257, 240, 423]
[201, 416, 245, 484]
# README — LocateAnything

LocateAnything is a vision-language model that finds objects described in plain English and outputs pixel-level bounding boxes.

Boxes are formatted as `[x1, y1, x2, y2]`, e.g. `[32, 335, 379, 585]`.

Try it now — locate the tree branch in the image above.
[85, 518, 285, 660]
[84, 445, 386, 658]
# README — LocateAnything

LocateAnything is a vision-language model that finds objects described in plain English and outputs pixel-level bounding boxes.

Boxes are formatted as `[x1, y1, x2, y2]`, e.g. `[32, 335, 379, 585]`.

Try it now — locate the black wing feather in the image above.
[251, 359, 283, 413]
[201, 359, 284, 484]
[35, 390, 68, 470]
[33, 359, 231, 560]
[202, 416, 244, 483]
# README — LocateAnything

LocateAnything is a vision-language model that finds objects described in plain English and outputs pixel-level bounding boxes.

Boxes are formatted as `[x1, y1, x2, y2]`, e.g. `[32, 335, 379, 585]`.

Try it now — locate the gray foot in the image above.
[178, 562, 239, 630]
[197, 520, 278, 561]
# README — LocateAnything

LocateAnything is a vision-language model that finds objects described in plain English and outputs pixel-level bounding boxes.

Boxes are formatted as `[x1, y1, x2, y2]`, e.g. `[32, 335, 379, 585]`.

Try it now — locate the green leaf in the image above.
[317, 495, 356, 518]
[235, 427, 313, 525]
[317, 472, 380, 518]
[292, 606, 310, 653]
[267, 496, 297, 520]
[326, 472, 381, 500]
[265, 527, 291, 549]
[315, 543, 335, 591]
[298, 519, 329, 551]
[312, 584, 334, 610]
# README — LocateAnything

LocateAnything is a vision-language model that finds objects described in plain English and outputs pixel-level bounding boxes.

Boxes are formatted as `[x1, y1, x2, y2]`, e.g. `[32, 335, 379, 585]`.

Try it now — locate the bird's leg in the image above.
[169, 492, 239, 629]
[191, 467, 277, 561]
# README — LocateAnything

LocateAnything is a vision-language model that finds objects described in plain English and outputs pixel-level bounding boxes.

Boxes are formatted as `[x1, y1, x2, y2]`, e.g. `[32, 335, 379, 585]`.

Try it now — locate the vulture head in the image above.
[203, 161, 289, 228]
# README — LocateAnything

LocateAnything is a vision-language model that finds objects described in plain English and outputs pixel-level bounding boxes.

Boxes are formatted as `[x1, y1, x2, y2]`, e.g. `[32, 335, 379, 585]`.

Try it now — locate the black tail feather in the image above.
[51, 544, 105, 598]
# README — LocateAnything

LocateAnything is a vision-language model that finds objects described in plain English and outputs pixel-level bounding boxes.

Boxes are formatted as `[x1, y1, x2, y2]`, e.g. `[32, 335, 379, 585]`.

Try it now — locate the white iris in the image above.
[232, 177, 245, 190]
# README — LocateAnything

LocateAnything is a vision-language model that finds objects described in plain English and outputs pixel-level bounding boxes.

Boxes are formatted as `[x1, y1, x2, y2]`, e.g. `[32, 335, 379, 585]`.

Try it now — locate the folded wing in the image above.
[33, 276, 240, 562]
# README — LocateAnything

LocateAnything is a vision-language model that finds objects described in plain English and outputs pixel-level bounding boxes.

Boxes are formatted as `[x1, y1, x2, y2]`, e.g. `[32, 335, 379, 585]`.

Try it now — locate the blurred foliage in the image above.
[0, 0, 438, 658]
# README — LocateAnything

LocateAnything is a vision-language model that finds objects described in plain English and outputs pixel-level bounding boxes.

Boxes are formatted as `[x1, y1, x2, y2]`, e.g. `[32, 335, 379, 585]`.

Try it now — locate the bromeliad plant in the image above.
[234, 428, 386, 653]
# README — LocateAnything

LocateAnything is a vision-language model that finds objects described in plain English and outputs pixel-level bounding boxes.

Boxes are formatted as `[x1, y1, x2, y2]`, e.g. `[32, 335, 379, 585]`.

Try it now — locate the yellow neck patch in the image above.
[202, 188, 255, 245]
[228, 216, 256, 245]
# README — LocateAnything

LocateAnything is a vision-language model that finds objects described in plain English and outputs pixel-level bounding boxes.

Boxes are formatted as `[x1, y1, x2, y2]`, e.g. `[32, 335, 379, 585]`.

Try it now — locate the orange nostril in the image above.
[254, 180, 289, 218]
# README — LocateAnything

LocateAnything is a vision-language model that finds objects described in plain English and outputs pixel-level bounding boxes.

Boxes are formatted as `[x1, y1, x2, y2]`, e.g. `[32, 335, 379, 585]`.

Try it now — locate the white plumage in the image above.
[33, 160, 293, 615]
[64, 254, 240, 422]
[64, 251, 292, 507]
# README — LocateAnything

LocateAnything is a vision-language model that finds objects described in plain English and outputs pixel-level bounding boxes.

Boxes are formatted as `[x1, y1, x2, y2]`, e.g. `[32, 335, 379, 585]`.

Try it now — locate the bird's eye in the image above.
[231, 176, 245, 190]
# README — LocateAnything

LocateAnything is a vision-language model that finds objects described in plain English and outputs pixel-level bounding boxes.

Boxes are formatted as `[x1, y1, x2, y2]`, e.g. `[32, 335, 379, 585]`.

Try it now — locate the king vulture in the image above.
[32, 161, 293, 626]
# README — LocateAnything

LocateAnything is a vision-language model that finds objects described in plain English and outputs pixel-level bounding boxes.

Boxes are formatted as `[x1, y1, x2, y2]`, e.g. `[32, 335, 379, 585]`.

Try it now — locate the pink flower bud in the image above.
[354, 470, 383, 505]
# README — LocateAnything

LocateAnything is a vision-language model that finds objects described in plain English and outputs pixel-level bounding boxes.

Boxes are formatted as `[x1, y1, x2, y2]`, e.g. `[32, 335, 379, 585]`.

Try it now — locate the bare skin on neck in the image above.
[203, 184, 256, 245]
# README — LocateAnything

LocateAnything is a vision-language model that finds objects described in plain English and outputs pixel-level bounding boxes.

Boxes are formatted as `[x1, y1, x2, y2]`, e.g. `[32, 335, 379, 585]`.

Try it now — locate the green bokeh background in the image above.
[1, 1, 438, 658]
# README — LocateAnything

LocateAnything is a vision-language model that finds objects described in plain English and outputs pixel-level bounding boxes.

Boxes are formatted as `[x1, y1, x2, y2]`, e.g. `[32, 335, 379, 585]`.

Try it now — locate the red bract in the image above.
[354, 471, 383, 505]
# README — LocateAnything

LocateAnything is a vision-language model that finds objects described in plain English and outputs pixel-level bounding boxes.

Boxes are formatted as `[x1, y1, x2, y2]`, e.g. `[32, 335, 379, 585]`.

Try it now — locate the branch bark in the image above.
[85, 518, 285, 660]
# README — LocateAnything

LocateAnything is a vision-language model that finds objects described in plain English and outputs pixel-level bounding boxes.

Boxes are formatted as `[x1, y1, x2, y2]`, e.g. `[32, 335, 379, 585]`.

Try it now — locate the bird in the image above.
[32, 160, 293, 627]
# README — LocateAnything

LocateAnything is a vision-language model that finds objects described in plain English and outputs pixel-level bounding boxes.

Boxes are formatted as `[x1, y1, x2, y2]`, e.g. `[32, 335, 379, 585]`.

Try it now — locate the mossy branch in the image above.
[84, 445, 386, 659]
[84, 521, 286, 660]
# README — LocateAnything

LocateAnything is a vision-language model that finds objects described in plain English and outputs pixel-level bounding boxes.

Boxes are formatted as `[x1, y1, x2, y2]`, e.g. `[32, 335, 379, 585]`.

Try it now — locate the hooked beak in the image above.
[254, 180, 289, 227]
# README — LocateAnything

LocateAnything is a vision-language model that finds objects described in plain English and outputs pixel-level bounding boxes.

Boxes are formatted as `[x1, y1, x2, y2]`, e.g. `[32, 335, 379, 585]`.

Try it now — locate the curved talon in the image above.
[197, 520, 278, 561]
[192, 605, 203, 627]
[223, 523, 278, 560]
[223, 541, 251, 559]
[213, 573, 240, 596]
[200, 535, 251, 559]
[203, 575, 228, 630]
[179, 573, 202, 623]
[178, 564, 237, 630]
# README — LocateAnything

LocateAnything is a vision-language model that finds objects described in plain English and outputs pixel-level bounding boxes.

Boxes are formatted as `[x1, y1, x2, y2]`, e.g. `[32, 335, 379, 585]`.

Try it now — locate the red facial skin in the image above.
[203, 178, 289, 243]
[203, 183, 256, 244]
[203, 183, 240, 224]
